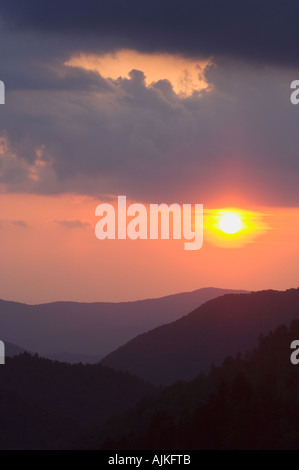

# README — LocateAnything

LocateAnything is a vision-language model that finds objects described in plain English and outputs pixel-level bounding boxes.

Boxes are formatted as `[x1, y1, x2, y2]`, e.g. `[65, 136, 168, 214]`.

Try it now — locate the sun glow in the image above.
[204, 208, 269, 248]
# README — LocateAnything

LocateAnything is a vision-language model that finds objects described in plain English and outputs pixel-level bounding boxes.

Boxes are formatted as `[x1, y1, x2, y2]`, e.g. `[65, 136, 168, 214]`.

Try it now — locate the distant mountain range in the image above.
[0, 288, 245, 359]
[102, 288, 299, 384]
[1, 287, 299, 449]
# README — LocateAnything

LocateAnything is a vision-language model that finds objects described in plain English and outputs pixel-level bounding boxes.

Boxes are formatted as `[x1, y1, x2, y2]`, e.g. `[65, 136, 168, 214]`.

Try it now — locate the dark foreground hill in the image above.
[0, 354, 155, 450]
[102, 288, 299, 384]
[5, 342, 26, 357]
[77, 320, 299, 450]
[0, 288, 244, 359]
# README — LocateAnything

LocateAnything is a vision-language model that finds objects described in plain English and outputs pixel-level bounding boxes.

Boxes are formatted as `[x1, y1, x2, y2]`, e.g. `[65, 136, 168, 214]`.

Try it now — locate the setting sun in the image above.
[219, 213, 242, 234]
[204, 207, 269, 248]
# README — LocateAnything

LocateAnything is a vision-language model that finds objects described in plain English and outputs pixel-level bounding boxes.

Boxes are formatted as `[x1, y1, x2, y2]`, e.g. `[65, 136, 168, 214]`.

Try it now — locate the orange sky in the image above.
[65, 49, 211, 96]
[0, 192, 298, 304]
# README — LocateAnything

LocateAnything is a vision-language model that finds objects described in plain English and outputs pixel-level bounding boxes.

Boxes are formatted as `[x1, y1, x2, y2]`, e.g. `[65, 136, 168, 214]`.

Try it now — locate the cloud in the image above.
[54, 220, 91, 229]
[0, 4, 298, 208]
[11, 220, 28, 227]
[0, 219, 28, 228]
[1, 55, 299, 206]
[0, 0, 298, 66]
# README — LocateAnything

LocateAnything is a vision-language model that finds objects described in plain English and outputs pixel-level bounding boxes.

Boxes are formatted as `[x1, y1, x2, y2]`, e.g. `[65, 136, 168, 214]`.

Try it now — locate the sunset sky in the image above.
[0, 0, 298, 303]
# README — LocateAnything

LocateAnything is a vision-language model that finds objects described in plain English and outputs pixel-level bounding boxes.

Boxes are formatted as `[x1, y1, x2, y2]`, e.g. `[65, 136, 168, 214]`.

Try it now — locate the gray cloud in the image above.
[0, 1, 298, 67]
[0, 55, 298, 206]
[54, 220, 91, 229]
[0, 11, 298, 208]
[11, 220, 28, 227]
[0, 219, 28, 228]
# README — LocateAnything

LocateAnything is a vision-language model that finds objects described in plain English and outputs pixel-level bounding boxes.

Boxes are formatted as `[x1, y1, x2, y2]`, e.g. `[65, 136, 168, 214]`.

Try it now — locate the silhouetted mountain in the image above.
[0, 288, 245, 359]
[102, 288, 299, 384]
[0, 353, 155, 449]
[2, 288, 299, 450]
[0, 388, 78, 450]
[5, 342, 26, 357]
[78, 320, 299, 450]
[44, 351, 103, 364]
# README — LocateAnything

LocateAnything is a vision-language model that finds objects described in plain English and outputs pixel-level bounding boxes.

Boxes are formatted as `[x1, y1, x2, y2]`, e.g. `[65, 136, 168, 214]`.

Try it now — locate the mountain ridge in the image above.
[102, 288, 299, 384]
[0, 287, 246, 358]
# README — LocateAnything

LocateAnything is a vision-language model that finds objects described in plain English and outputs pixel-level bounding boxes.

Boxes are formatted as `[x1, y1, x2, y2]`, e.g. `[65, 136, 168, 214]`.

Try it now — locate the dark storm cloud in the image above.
[0, 2, 299, 206]
[5, 65, 111, 92]
[0, 0, 298, 66]
[1, 58, 299, 206]
[0, 30, 111, 92]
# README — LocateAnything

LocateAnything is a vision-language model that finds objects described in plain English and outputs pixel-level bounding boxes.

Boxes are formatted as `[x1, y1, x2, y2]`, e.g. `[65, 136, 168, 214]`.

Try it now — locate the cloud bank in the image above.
[0, 0, 298, 66]
[0, 1, 298, 206]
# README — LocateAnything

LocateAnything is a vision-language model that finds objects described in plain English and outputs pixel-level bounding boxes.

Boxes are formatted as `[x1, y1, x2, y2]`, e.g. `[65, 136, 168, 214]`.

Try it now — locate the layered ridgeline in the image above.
[80, 319, 299, 450]
[102, 288, 299, 384]
[1, 288, 299, 450]
[0, 288, 245, 361]
[0, 354, 155, 450]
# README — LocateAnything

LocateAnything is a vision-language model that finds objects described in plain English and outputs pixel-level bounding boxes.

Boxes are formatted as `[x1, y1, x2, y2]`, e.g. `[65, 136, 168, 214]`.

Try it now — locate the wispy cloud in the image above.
[11, 220, 28, 228]
[54, 220, 91, 229]
[0, 219, 29, 228]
